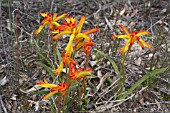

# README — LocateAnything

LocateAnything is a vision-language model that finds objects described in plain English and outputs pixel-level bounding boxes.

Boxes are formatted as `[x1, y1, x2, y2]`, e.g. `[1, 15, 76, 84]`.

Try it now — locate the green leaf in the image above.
[36, 50, 54, 68]
[37, 62, 55, 80]
[86, 75, 98, 79]
[32, 90, 50, 95]
[56, 48, 62, 63]
[105, 56, 120, 76]
[48, 102, 56, 113]
[96, 49, 120, 76]
[120, 67, 168, 99]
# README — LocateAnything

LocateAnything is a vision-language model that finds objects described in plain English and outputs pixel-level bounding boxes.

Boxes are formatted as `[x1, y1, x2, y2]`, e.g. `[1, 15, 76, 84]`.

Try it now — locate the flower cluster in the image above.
[112, 24, 153, 54]
[34, 12, 154, 112]
[34, 12, 99, 100]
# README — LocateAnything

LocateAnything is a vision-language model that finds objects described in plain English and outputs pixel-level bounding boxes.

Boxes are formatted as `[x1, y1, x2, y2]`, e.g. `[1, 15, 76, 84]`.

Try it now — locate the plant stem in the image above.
[52, 41, 57, 68]
[78, 54, 89, 105]
[57, 95, 62, 113]
[118, 46, 131, 98]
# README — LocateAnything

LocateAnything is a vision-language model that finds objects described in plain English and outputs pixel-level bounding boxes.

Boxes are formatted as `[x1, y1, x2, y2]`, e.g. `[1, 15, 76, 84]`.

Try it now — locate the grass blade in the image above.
[56, 48, 62, 63]
[96, 49, 120, 76]
[48, 102, 56, 113]
[36, 50, 54, 68]
[37, 62, 55, 80]
[120, 67, 168, 99]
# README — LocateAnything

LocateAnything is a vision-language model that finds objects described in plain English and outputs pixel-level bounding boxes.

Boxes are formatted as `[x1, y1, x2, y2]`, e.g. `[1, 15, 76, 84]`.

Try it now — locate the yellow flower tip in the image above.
[52, 35, 58, 41]
[33, 30, 39, 37]
[141, 46, 145, 50]
[40, 12, 48, 17]
[42, 96, 46, 100]
[148, 45, 154, 50]
[139, 30, 150, 34]
[63, 13, 68, 17]
[120, 49, 125, 55]
[112, 35, 117, 38]
[119, 24, 124, 28]
[81, 16, 86, 20]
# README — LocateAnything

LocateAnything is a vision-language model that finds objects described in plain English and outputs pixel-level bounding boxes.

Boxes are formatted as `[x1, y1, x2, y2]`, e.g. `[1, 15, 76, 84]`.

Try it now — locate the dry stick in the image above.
[15, 12, 20, 93]
[0, 95, 8, 113]
[50, 0, 54, 13]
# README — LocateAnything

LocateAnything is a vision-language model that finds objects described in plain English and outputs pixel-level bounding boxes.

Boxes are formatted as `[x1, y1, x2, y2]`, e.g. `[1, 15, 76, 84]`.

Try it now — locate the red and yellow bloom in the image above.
[112, 24, 153, 54]
[34, 12, 67, 36]
[37, 80, 68, 100]
[53, 51, 76, 75]
[69, 63, 92, 81]
[52, 16, 99, 56]
[75, 40, 94, 55]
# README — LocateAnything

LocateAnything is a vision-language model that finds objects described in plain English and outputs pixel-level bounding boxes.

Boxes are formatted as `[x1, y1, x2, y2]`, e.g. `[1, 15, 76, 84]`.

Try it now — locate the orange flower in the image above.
[112, 24, 153, 54]
[37, 80, 68, 100]
[52, 16, 99, 56]
[75, 40, 94, 55]
[53, 52, 76, 75]
[69, 63, 92, 81]
[34, 12, 67, 36]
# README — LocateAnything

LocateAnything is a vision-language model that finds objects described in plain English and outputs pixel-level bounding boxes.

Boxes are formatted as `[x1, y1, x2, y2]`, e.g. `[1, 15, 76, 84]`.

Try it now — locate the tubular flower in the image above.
[112, 24, 153, 54]
[34, 12, 67, 36]
[75, 40, 94, 55]
[53, 52, 76, 75]
[69, 63, 92, 81]
[37, 81, 68, 100]
[52, 16, 99, 56]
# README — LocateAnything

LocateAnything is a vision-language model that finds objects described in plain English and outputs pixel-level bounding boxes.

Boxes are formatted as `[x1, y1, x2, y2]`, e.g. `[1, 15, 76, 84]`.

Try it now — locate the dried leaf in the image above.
[89, 61, 97, 67]
[10, 94, 17, 101]
[97, 70, 102, 78]
[136, 57, 142, 66]
[26, 85, 42, 93]
[96, 73, 110, 91]
[120, 8, 125, 16]
[155, 99, 161, 110]
[0, 76, 8, 86]
[139, 98, 145, 105]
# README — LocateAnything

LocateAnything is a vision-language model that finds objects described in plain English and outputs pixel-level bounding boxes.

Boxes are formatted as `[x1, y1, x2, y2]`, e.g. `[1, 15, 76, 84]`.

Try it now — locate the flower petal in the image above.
[37, 81, 57, 88]
[40, 12, 48, 17]
[75, 68, 92, 80]
[136, 40, 144, 49]
[119, 24, 130, 36]
[77, 16, 85, 33]
[136, 30, 150, 36]
[65, 34, 75, 56]
[43, 90, 58, 100]
[139, 39, 153, 50]
[52, 30, 71, 41]
[120, 40, 130, 54]
[34, 22, 48, 36]
[55, 13, 68, 21]
[76, 33, 92, 41]
[83, 28, 100, 35]
[52, 22, 60, 26]
[53, 62, 64, 75]
[75, 41, 94, 50]
[112, 35, 129, 39]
